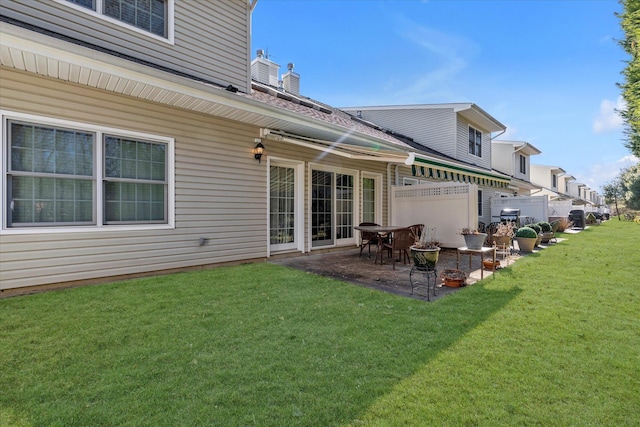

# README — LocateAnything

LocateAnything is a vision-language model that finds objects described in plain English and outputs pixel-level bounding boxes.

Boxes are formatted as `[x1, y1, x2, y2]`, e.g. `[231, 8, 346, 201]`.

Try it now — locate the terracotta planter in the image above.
[515, 237, 536, 252]
[463, 233, 487, 250]
[483, 259, 500, 270]
[440, 269, 466, 288]
[410, 246, 440, 270]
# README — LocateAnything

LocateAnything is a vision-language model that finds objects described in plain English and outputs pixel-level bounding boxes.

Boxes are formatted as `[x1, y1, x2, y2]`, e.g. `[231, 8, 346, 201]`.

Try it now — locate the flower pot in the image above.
[515, 236, 536, 252]
[492, 235, 511, 249]
[483, 259, 500, 270]
[535, 234, 542, 247]
[463, 233, 487, 250]
[441, 269, 466, 288]
[410, 246, 440, 270]
[540, 232, 554, 243]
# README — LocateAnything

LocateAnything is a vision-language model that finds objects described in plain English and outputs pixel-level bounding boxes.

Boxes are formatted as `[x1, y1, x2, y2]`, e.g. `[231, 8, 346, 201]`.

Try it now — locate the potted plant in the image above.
[440, 269, 466, 288]
[528, 223, 543, 247]
[537, 221, 554, 243]
[460, 228, 487, 250]
[410, 227, 440, 270]
[491, 221, 515, 249]
[515, 226, 537, 252]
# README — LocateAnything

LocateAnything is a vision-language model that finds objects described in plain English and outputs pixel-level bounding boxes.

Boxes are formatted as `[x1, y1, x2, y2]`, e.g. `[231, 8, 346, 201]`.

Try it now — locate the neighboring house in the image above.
[530, 164, 566, 199]
[0, 1, 419, 292]
[558, 173, 576, 198]
[340, 104, 511, 227]
[491, 140, 542, 196]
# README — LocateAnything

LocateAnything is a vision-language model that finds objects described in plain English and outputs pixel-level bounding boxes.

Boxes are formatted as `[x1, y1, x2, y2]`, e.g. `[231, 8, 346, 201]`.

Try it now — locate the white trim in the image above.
[267, 157, 305, 255]
[53, 0, 175, 44]
[0, 110, 175, 234]
[307, 162, 359, 250]
[362, 171, 383, 225]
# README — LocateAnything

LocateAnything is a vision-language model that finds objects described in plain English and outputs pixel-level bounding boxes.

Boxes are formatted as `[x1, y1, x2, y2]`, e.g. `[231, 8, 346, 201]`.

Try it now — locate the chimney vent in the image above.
[282, 65, 300, 96]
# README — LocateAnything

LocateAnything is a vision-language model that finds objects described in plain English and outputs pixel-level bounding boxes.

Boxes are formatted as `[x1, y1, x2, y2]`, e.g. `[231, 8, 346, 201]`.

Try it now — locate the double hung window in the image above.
[4, 115, 172, 230]
[468, 126, 482, 157]
[63, 0, 170, 39]
[519, 154, 526, 174]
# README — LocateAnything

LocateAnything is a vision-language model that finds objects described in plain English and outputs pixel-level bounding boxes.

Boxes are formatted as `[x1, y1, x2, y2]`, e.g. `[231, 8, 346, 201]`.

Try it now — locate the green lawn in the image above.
[1, 220, 639, 426]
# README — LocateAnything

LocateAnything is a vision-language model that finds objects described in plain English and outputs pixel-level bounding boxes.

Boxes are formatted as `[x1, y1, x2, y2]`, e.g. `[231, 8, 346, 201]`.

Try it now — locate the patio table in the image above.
[456, 246, 497, 280]
[354, 225, 406, 265]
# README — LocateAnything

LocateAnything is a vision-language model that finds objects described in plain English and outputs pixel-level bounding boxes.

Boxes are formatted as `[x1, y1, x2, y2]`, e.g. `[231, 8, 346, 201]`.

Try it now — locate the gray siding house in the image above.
[0, 0, 421, 293]
[340, 104, 512, 227]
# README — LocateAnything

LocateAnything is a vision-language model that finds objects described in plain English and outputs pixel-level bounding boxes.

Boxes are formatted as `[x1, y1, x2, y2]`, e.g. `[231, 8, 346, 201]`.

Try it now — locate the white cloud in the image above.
[576, 154, 639, 190]
[593, 96, 626, 134]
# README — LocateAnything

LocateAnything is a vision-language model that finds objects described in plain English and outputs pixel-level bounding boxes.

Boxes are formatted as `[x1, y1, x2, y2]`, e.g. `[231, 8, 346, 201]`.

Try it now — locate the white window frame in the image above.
[362, 172, 383, 225]
[308, 163, 358, 250]
[469, 126, 482, 157]
[267, 157, 304, 255]
[54, 0, 175, 44]
[1, 111, 175, 234]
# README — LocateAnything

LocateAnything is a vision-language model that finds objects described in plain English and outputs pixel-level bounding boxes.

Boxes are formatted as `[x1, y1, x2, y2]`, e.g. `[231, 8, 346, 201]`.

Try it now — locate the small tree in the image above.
[621, 163, 640, 209]
[603, 177, 625, 219]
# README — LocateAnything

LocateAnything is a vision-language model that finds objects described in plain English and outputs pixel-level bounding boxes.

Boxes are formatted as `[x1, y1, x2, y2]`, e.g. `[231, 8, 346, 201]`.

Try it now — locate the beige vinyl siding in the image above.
[491, 143, 515, 176]
[1, 1, 250, 93]
[348, 108, 457, 158]
[455, 117, 492, 169]
[0, 69, 264, 290]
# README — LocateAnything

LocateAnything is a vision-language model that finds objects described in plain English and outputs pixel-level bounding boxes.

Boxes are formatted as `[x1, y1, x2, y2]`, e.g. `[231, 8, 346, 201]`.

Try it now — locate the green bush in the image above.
[537, 221, 552, 233]
[529, 223, 542, 234]
[515, 226, 538, 238]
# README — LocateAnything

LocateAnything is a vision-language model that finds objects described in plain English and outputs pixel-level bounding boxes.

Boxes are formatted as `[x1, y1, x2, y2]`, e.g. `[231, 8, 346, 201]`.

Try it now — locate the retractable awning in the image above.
[410, 154, 511, 189]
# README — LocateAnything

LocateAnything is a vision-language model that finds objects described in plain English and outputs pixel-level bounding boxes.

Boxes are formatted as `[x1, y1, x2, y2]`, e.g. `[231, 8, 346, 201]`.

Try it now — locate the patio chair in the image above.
[383, 227, 413, 270]
[408, 224, 424, 242]
[358, 222, 381, 258]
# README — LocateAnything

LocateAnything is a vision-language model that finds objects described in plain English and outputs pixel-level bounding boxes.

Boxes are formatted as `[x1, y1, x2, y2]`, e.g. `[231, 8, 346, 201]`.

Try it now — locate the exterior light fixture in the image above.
[254, 140, 265, 163]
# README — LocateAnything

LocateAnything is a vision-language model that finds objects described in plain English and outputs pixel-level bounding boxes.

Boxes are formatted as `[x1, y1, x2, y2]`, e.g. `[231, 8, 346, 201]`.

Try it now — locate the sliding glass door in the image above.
[311, 169, 354, 248]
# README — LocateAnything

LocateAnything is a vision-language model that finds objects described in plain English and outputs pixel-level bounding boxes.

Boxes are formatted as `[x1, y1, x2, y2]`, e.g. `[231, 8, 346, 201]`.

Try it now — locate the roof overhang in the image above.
[0, 22, 411, 155]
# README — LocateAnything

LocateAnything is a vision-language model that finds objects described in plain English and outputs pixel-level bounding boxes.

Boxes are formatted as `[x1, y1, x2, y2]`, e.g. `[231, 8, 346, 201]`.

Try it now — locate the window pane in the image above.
[66, 0, 95, 9]
[11, 123, 93, 176]
[10, 176, 93, 225]
[104, 0, 166, 37]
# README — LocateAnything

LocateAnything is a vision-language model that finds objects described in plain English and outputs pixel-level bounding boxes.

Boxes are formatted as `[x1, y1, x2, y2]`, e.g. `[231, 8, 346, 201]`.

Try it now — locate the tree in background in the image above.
[604, 164, 640, 217]
[621, 163, 640, 209]
[617, 0, 640, 157]
[603, 177, 624, 219]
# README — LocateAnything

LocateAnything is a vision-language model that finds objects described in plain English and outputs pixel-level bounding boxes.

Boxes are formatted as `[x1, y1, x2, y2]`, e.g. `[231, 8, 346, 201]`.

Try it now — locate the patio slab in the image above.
[270, 245, 523, 302]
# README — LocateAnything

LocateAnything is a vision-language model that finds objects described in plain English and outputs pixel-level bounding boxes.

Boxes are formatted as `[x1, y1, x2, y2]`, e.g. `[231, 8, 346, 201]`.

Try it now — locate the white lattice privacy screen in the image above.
[391, 182, 478, 248]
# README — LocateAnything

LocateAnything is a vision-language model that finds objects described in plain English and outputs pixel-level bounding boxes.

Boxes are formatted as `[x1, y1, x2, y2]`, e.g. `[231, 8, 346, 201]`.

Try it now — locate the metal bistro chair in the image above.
[358, 222, 381, 258]
[383, 227, 413, 270]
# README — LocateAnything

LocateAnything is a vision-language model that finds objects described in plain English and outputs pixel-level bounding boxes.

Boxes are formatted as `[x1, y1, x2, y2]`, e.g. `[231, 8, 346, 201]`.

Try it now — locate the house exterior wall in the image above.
[344, 108, 457, 158]
[455, 116, 491, 170]
[1, 0, 251, 93]
[0, 69, 399, 291]
[491, 143, 514, 176]
[0, 69, 265, 290]
[530, 165, 553, 189]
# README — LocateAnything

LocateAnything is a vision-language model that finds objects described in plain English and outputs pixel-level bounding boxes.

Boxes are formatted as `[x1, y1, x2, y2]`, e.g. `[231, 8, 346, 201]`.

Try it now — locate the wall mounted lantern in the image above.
[254, 140, 265, 163]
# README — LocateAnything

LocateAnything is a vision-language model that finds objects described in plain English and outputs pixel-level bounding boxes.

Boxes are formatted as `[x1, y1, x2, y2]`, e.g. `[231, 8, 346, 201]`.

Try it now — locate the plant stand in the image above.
[409, 266, 438, 301]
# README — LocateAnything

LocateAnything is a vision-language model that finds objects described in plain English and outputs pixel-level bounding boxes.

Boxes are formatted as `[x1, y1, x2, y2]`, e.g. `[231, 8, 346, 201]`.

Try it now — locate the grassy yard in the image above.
[1, 220, 639, 426]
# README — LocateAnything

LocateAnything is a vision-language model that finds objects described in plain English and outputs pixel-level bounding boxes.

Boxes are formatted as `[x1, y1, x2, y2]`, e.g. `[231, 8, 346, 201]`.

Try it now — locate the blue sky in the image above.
[251, 0, 638, 192]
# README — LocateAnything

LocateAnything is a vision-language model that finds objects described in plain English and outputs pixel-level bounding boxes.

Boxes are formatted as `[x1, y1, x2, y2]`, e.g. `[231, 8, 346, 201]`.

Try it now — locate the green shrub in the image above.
[529, 223, 542, 234]
[537, 221, 552, 233]
[515, 226, 538, 238]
